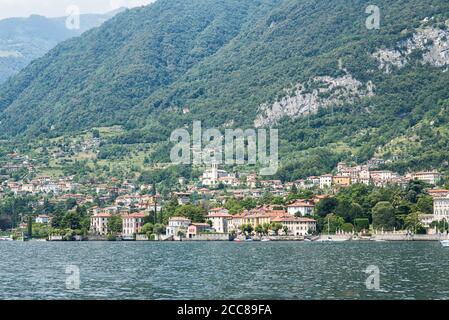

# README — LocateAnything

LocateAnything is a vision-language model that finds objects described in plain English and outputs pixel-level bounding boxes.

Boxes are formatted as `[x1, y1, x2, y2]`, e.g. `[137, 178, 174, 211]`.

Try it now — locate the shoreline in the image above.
[3, 235, 447, 242]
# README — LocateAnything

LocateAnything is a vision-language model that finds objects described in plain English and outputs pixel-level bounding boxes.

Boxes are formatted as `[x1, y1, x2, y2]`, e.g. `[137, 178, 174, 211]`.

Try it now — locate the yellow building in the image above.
[333, 176, 351, 187]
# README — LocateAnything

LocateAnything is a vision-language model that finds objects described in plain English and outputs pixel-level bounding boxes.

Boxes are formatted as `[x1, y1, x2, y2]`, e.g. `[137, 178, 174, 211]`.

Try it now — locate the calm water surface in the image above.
[0, 241, 448, 300]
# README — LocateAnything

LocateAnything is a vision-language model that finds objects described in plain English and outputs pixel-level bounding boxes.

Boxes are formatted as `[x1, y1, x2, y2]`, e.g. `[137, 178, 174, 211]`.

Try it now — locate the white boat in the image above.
[0, 236, 13, 241]
[441, 237, 449, 247]
[316, 236, 349, 242]
[261, 238, 271, 242]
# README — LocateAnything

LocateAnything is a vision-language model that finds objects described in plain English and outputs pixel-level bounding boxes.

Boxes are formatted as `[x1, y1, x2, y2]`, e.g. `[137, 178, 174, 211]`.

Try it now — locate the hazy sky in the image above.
[0, 0, 155, 20]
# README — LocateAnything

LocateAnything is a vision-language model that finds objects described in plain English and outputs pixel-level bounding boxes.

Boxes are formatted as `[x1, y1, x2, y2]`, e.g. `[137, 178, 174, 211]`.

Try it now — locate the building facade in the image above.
[90, 213, 111, 235]
[166, 217, 191, 237]
[122, 212, 146, 236]
[286, 200, 315, 216]
[207, 208, 232, 233]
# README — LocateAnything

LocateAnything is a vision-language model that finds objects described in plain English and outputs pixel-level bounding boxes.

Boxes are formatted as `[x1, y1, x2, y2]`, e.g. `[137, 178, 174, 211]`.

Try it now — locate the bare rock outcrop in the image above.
[254, 75, 374, 127]
[373, 25, 449, 73]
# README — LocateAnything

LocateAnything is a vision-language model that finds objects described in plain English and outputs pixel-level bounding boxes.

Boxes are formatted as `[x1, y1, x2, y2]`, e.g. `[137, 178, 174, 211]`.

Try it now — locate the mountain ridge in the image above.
[0, 9, 123, 84]
[0, 0, 449, 179]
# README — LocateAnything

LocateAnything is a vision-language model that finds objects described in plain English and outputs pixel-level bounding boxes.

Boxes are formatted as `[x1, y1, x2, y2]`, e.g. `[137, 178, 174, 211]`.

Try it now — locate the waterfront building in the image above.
[286, 200, 315, 216]
[228, 214, 243, 231]
[166, 217, 191, 237]
[90, 213, 111, 235]
[420, 214, 436, 228]
[432, 190, 449, 221]
[187, 223, 212, 239]
[270, 216, 317, 236]
[207, 208, 232, 233]
[122, 212, 146, 236]
[230, 206, 286, 230]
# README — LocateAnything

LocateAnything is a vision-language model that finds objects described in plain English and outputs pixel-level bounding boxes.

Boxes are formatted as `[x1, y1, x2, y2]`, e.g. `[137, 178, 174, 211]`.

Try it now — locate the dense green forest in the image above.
[0, 0, 449, 179]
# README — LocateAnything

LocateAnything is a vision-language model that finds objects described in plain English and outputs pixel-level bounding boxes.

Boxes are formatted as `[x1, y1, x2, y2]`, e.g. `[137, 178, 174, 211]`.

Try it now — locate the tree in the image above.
[108, 215, 123, 234]
[141, 223, 154, 234]
[262, 223, 271, 235]
[404, 212, 426, 234]
[416, 195, 433, 214]
[177, 229, 186, 238]
[342, 223, 354, 233]
[0, 214, 12, 231]
[153, 223, 165, 235]
[354, 218, 370, 232]
[324, 214, 345, 234]
[290, 184, 298, 194]
[27, 215, 32, 238]
[315, 197, 338, 217]
[372, 202, 395, 231]
[270, 223, 283, 235]
[242, 224, 253, 235]
[174, 204, 205, 223]
[255, 225, 263, 235]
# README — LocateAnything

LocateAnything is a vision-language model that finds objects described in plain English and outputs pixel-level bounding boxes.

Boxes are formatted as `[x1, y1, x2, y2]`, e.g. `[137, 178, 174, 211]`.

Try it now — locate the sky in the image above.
[0, 0, 155, 20]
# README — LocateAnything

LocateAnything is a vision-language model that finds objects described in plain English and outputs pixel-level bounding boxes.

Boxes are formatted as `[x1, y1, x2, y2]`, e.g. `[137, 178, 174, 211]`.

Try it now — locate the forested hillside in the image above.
[0, 0, 449, 180]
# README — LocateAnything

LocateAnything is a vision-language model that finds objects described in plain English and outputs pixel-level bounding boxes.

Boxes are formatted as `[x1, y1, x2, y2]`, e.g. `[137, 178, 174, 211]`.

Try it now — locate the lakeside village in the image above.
[1, 154, 449, 242]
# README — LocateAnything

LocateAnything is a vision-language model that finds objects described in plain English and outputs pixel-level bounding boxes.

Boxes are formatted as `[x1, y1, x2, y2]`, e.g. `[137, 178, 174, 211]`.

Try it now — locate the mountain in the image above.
[0, 9, 123, 83]
[0, 0, 449, 179]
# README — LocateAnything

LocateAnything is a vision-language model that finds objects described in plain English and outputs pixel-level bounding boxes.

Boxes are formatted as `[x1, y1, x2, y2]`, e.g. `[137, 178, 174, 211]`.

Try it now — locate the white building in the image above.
[35, 215, 50, 224]
[90, 213, 111, 235]
[122, 212, 146, 236]
[166, 217, 191, 237]
[201, 164, 230, 187]
[207, 208, 232, 233]
[406, 171, 441, 185]
[433, 192, 449, 221]
[319, 175, 333, 189]
[286, 200, 315, 216]
[271, 216, 317, 236]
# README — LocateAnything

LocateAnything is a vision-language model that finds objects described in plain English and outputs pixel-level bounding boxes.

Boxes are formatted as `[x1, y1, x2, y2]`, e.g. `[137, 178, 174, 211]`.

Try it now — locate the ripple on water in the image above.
[0, 241, 448, 299]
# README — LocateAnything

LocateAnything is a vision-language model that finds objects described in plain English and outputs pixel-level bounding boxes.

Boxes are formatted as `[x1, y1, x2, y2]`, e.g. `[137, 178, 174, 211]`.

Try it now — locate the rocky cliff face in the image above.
[254, 74, 374, 127]
[372, 22, 449, 73]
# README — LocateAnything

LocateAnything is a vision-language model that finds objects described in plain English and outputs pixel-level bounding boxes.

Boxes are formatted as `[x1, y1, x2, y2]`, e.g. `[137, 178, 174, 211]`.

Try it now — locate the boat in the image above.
[0, 236, 13, 241]
[261, 238, 271, 242]
[316, 236, 349, 242]
[441, 234, 449, 247]
[245, 238, 254, 242]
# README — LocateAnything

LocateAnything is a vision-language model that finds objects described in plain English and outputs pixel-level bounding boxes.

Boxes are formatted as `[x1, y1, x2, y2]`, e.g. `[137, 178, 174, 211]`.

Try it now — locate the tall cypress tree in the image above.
[27, 215, 32, 239]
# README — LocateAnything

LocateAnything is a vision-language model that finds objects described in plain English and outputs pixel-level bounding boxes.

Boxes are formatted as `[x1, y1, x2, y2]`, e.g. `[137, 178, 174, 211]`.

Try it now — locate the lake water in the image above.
[0, 241, 448, 300]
